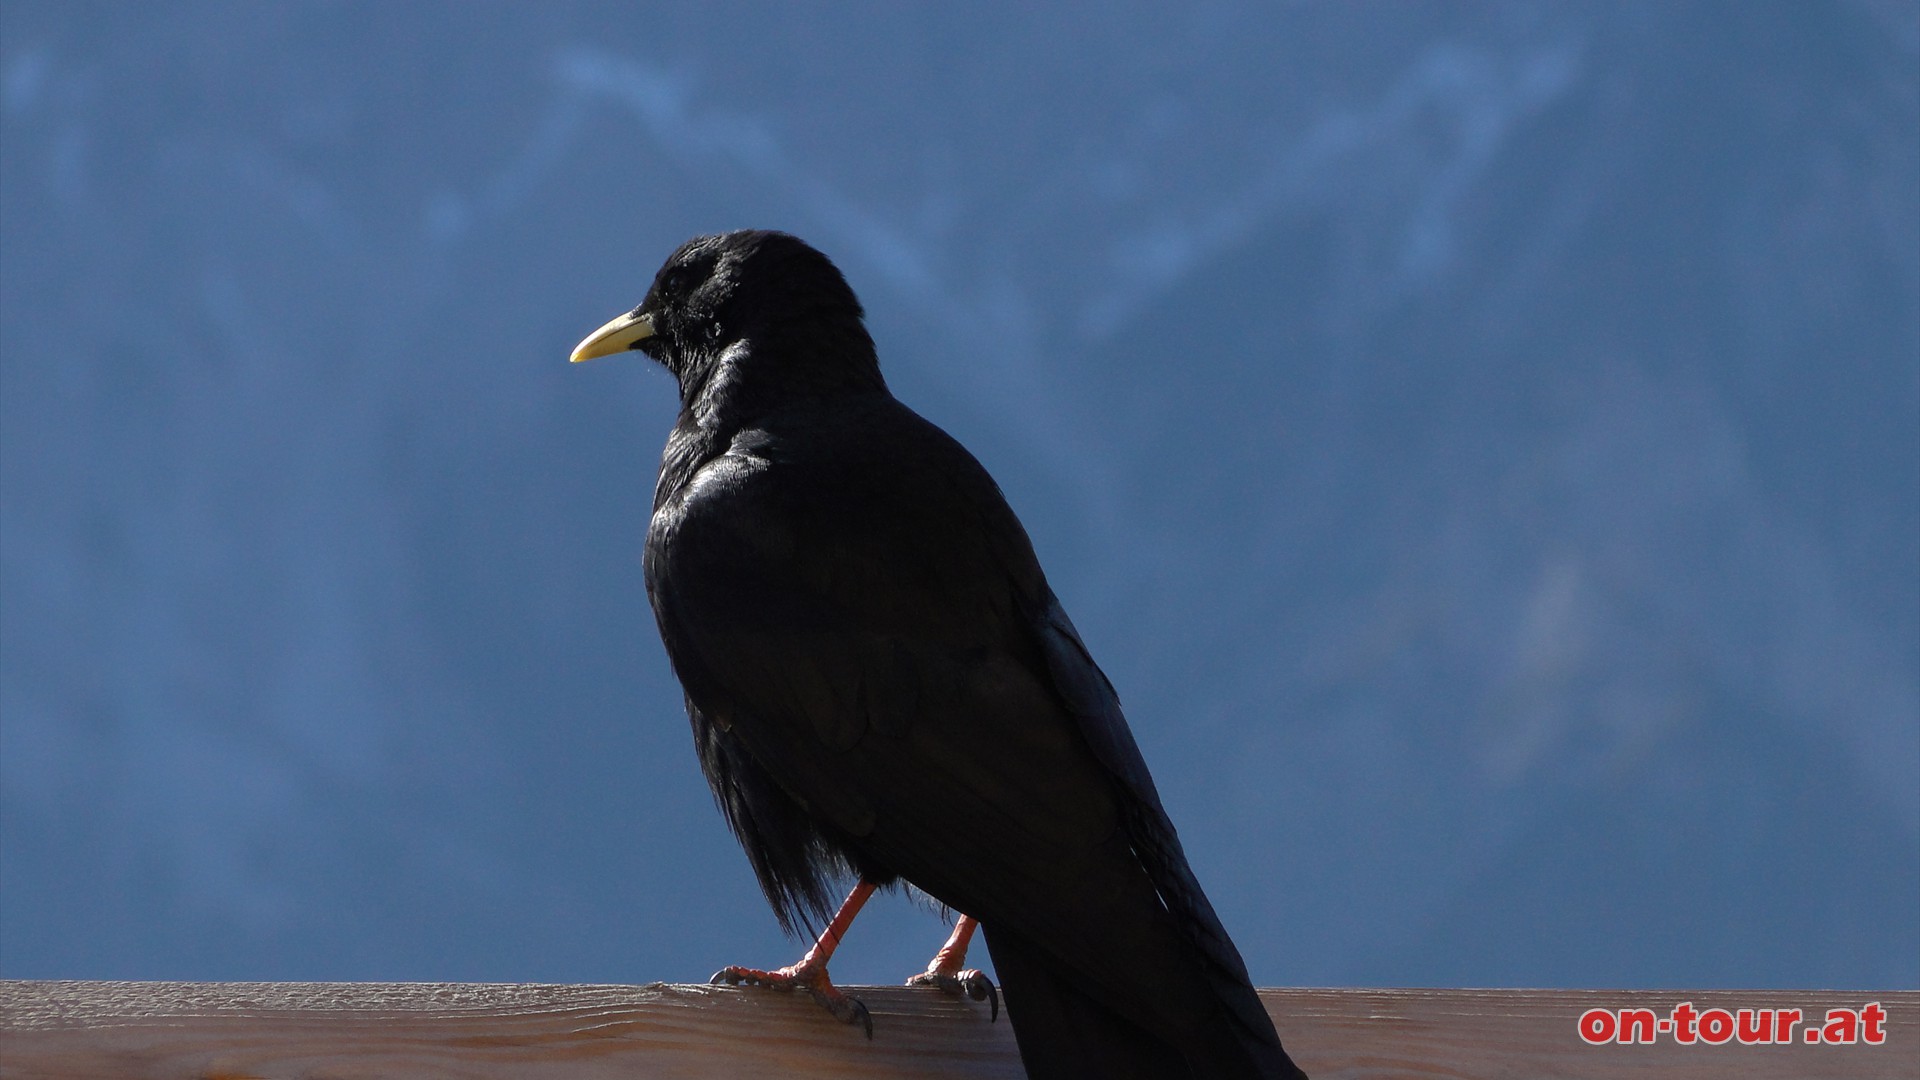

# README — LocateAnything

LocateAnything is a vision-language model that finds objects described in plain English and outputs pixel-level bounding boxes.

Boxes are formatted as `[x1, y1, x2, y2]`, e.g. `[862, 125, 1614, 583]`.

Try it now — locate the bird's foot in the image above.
[906, 966, 999, 1022]
[905, 914, 998, 1021]
[712, 960, 873, 1038]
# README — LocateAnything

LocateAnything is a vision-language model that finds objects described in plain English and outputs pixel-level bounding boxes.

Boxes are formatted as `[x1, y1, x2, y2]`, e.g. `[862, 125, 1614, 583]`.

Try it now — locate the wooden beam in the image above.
[2, 981, 1912, 1078]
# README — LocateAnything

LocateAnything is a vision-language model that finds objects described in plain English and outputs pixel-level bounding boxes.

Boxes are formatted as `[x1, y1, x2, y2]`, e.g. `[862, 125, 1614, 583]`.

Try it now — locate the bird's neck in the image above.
[678, 324, 884, 432]
[652, 325, 884, 512]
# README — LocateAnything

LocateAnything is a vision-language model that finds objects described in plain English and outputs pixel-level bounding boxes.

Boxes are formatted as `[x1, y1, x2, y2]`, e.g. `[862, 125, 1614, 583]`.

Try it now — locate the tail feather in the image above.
[984, 924, 1308, 1080]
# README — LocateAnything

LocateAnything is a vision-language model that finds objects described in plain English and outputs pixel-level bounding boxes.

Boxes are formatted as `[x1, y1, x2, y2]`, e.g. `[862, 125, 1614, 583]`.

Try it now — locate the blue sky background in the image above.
[2, 1, 1916, 991]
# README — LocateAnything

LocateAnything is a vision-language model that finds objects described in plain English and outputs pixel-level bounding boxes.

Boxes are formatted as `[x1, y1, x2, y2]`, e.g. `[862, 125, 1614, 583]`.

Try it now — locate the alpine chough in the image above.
[571, 229, 1307, 1080]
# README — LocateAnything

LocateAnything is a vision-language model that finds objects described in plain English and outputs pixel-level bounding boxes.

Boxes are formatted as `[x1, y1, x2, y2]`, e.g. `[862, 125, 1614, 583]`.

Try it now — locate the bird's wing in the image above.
[1031, 595, 1278, 1046]
[646, 395, 1264, 1044]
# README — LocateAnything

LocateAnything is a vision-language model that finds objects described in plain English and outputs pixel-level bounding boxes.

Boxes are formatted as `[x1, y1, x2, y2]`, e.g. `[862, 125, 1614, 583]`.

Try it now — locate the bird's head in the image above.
[570, 230, 879, 403]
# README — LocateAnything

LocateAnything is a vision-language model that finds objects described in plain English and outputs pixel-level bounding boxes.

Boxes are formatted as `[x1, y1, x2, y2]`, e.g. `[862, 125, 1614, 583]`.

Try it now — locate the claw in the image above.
[907, 967, 1000, 1022]
[959, 968, 1000, 1022]
[710, 965, 772, 987]
[815, 988, 873, 1039]
[907, 914, 998, 1021]
[711, 962, 873, 1038]
[706, 882, 877, 1037]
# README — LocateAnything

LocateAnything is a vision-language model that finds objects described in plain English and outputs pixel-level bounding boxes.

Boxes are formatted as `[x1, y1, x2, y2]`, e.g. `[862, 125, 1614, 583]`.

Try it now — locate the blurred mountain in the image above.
[2, 1, 1914, 989]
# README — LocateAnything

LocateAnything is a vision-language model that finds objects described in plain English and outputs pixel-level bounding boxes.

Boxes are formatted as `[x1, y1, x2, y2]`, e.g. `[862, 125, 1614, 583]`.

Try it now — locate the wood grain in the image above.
[2, 981, 1913, 1079]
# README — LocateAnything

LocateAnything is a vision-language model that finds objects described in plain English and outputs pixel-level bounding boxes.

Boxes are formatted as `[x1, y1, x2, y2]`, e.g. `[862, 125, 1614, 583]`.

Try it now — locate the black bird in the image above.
[572, 229, 1307, 1080]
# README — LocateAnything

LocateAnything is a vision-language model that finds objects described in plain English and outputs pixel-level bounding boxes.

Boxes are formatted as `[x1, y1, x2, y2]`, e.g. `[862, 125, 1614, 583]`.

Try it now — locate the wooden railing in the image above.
[2, 980, 1912, 1078]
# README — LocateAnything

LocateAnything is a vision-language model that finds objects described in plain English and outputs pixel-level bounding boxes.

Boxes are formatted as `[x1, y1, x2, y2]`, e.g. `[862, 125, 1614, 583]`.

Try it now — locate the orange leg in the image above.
[712, 881, 877, 1036]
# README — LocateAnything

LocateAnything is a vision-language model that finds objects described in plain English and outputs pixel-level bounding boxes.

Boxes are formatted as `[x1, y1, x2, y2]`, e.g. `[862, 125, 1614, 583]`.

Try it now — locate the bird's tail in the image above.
[984, 924, 1308, 1080]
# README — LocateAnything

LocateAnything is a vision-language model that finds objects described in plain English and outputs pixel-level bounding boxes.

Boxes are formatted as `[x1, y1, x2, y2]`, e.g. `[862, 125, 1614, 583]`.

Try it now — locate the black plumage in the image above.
[575, 230, 1307, 1079]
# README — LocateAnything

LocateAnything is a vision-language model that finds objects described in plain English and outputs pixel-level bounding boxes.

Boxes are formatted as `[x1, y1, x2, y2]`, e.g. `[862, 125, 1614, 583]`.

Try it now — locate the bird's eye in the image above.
[664, 268, 688, 293]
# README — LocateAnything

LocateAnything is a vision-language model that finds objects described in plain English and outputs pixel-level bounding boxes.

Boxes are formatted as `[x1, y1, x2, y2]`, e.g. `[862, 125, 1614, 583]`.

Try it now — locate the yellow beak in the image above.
[570, 310, 656, 363]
